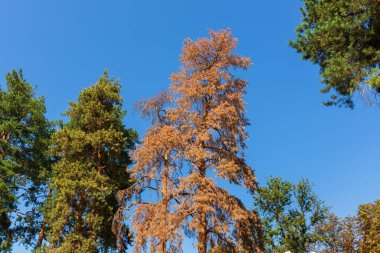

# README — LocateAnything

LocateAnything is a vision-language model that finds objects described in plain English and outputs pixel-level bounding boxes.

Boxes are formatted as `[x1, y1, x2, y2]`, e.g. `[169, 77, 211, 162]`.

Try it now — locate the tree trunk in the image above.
[197, 212, 208, 253]
[36, 219, 46, 248]
[36, 188, 52, 248]
[197, 164, 207, 253]
[253, 210, 265, 252]
[0, 131, 11, 160]
[97, 144, 102, 175]
[160, 157, 169, 253]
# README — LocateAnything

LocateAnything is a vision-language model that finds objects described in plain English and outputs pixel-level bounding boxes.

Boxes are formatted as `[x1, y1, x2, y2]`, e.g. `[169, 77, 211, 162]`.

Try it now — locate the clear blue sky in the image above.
[1, 0, 379, 252]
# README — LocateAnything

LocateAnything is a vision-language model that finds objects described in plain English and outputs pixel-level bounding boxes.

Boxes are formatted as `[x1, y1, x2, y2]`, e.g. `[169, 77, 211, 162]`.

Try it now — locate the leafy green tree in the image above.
[44, 71, 137, 252]
[0, 70, 53, 251]
[254, 177, 328, 253]
[291, 0, 380, 107]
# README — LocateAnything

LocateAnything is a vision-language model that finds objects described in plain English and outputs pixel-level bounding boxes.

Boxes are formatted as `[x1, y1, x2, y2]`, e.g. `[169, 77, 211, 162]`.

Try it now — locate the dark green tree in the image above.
[291, 0, 380, 107]
[44, 71, 137, 252]
[254, 177, 328, 253]
[0, 70, 53, 251]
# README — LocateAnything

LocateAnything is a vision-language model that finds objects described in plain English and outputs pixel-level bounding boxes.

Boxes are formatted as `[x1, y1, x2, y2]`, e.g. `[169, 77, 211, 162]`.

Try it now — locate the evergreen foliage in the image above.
[291, 0, 380, 107]
[43, 71, 137, 252]
[1, 23, 380, 253]
[0, 70, 53, 251]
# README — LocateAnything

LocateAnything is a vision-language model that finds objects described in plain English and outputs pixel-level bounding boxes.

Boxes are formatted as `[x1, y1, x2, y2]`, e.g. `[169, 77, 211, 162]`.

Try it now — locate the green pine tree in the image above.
[291, 0, 380, 107]
[0, 70, 53, 251]
[44, 71, 137, 252]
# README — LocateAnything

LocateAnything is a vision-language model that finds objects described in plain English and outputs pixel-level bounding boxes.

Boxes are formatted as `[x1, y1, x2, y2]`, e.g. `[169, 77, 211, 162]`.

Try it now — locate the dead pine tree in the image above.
[169, 29, 263, 253]
[116, 29, 264, 253]
[114, 92, 189, 253]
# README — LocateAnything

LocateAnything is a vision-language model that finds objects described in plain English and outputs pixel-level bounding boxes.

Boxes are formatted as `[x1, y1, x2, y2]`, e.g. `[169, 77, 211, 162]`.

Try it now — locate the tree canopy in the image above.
[254, 177, 328, 253]
[43, 71, 137, 252]
[291, 0, 380, 107]
[1, 20, 380, 252]
[116, 29, 263, 253]
[0, 70, 53, 251]
[357, 199, 380, 252]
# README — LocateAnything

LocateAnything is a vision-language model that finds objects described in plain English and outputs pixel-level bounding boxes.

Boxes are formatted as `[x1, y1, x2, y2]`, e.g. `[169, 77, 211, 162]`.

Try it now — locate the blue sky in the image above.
[1, 0, 379, 252]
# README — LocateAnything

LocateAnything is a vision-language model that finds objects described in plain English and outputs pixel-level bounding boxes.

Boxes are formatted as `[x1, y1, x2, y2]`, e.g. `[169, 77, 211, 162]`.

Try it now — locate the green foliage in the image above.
[44, 71, 137, 252]
[291, 0, 380, 107]
[254, 177, 328, 253]
[0, 70, 53, 251]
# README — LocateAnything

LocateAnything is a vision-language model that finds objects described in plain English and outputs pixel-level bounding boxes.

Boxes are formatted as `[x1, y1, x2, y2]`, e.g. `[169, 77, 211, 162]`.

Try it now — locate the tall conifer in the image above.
[114, 91, 187, 253]
[44, 71, 137, 252]
[290, 0, 380, 107]
[118, 30, 263, 253]
[0, 70, 53, 251]
[169, 29, 262, 253]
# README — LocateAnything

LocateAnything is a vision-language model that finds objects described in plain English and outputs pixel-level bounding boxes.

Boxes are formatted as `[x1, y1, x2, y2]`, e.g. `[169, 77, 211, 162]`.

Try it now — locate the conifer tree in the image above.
[114, 91, 187, 253]
[119, 30, 263, 253]
[168, 29, 262, 253]
[0, 70, 53, 251]
[291, 0, 380, 107]
[44, 71, 137, 252]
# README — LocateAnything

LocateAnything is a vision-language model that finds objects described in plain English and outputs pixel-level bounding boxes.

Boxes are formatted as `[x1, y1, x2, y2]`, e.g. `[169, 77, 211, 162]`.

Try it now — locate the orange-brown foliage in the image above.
[114, 29, 263, 253]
